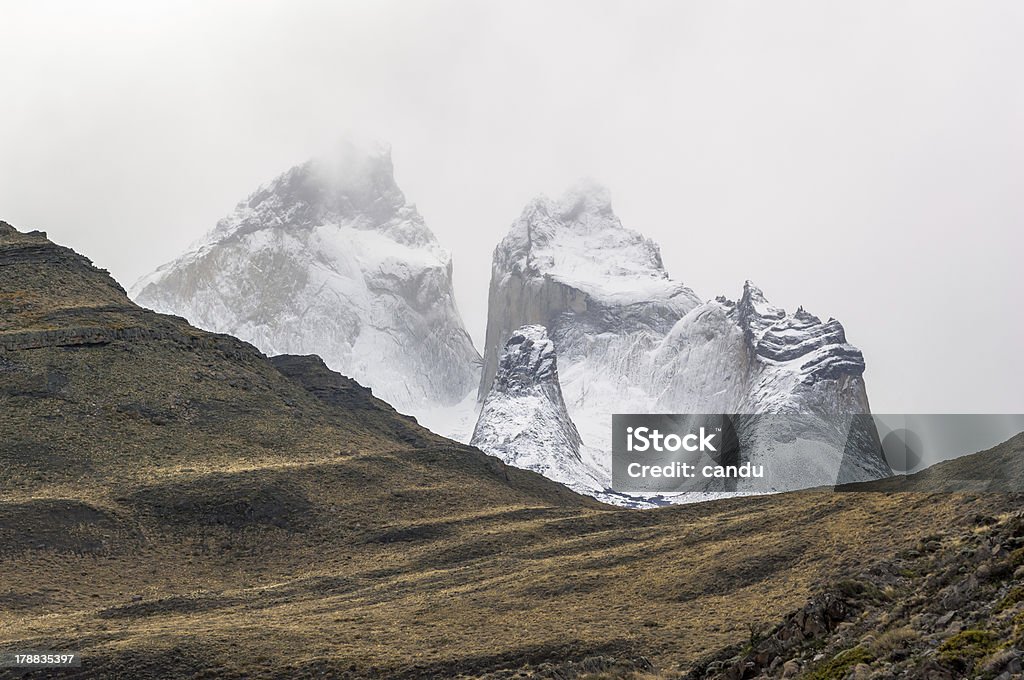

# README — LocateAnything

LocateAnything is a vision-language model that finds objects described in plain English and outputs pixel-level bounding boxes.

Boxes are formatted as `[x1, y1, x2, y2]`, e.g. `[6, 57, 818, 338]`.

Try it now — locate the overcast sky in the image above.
[2, 1, 1021, 413]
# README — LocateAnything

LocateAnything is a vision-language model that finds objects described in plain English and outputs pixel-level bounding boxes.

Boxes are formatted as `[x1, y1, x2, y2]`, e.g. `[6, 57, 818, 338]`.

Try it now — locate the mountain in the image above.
[649, 283, 891, 491]
[131, 141, 480, 412]
[0, 219, 572, 504]
[479, 179, 702, 399]
[481, 183, 890, 494]
[653, 282, 871, 414]
[471, 324, 605, 494]
[1, 219, 1019, 679]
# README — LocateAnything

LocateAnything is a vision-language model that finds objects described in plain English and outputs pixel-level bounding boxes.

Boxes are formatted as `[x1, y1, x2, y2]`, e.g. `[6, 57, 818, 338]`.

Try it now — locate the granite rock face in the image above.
[131, 142, 481, 412]
[652, 282, 889, 491]
[479, 185, 890, 496]
[472, 325, 604, 494]
[478, 179, 701, 401]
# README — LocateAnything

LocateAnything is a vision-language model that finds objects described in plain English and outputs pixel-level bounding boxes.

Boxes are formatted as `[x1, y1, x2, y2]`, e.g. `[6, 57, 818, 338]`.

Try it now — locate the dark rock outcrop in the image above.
[472, 325, 604, 493]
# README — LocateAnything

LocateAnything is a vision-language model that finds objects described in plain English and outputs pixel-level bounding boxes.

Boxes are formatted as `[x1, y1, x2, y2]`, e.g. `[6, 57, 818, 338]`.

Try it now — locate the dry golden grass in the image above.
[1, 222, 1019, 678]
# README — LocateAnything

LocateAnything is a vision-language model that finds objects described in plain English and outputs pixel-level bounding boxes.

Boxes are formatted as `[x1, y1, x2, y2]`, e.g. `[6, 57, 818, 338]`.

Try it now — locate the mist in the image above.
[2, 0, 1021, 413]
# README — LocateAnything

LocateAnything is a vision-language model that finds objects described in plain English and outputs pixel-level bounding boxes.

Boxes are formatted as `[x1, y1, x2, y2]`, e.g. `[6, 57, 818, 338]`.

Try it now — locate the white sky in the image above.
[2, 1, 1021, 413]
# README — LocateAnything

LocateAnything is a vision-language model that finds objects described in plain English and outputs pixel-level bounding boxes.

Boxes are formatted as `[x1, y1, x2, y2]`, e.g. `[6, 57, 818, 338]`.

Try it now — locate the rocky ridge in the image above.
[479, 185, 890, 496]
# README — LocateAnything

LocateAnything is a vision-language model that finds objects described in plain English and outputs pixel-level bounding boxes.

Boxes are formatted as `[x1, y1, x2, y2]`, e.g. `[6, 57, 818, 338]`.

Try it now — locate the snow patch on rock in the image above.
[472, 325, 606, 494]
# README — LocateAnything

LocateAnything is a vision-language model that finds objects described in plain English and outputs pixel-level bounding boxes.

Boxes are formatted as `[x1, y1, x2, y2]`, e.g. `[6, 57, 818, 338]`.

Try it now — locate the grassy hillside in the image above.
[0, 221, 1019, 679]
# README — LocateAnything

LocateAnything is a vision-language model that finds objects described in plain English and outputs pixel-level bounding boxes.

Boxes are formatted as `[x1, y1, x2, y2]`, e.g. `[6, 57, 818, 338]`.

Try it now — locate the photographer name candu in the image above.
[625, 461, 765, 479]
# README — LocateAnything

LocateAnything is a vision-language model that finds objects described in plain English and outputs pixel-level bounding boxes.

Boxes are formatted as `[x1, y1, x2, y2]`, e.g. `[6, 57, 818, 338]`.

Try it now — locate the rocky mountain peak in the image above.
[793, 306, 820, 324]
[472, 324, 603, 493]
[130, 144, 480, 411]
[737, 280, 781, 312]
[0, 222, 129, 310]
[498, 181, 683, 297]
[492, 325, 561, 395]
[717, 282, 866, 384]
[733, 280, 787, 344]
[479, 183, 702, 404]
[205, 139, 433, 250]
[0, 221, 49, 244]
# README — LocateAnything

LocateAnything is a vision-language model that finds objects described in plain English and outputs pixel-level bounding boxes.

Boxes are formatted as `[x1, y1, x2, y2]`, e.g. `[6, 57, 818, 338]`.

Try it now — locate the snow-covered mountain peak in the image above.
[131, 143, 480, 411]
[793, 306, 818, 322]
[195, 139, 438, 256]
[494, 181, 693, 308]
[472, 324, 606, 494]
[479, 181, 702, 401]
[732, 280, 788, 343]
[712, 282, 864, 381]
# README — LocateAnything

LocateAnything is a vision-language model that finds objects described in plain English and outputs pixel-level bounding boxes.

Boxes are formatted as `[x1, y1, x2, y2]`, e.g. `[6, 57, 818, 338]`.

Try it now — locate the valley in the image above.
[2, 222, 1021, 679]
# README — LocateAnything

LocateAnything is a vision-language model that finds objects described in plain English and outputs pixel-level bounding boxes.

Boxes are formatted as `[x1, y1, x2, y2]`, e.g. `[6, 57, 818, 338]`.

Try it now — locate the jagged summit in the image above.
[495, 180, 687, 304]
[479, 182, 702, 400]
[705, 282, 865, 387]
[472, 325, 603, 493]
[176, 140, 435, 257]
[732, 280, 787, 343]
[479, 186, 888, 495]
[131, 143, 481, 411]
[657, 282, 871, 410]
[726, 283, 865, 386]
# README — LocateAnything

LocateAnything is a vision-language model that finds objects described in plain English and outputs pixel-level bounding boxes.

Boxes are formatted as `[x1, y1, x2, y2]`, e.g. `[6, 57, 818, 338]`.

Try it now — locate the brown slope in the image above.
[682, 490, 1024, 680]
[857, 431, 1024, 492]
[0, 220, 585, 507]
[0, 221, 1019, 680]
